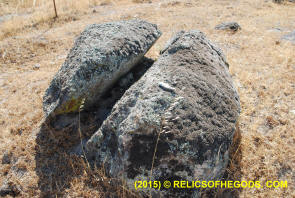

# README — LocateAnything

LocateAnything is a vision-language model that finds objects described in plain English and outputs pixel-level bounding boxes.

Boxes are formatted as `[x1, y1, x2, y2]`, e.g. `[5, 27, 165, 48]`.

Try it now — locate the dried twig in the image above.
[52, 0, 58, 18]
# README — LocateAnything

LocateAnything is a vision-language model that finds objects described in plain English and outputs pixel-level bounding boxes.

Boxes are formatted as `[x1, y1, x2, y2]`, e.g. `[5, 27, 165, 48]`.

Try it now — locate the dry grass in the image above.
[0, 0, 107, 40]
[0, 0, 295, 197]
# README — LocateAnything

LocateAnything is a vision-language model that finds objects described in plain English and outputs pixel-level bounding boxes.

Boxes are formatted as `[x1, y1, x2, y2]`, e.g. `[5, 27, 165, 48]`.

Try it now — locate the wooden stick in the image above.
[53, 0, 58, 18]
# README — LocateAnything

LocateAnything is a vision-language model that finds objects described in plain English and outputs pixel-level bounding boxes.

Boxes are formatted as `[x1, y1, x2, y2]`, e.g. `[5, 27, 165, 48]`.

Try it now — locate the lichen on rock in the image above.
[85, 30, 240, 197]
[43, 19, 162, 119]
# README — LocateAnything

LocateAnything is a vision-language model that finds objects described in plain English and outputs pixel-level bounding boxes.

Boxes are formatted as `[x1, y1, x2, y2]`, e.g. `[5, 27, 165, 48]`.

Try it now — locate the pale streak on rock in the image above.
[158, 82, 176, 93]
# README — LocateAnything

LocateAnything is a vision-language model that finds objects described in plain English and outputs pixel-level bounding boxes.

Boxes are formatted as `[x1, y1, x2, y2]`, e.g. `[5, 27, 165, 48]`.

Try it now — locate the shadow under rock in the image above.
[201, 122, 243, 198]
[35, 57, 154, 197]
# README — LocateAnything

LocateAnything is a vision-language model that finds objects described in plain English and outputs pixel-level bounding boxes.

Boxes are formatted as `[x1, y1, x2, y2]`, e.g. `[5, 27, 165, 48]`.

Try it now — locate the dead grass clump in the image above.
[64, 160, 142, 198]
[265, 116, 279, 129]
[33, 124, 142, 197]
[0, 0, 108, 40]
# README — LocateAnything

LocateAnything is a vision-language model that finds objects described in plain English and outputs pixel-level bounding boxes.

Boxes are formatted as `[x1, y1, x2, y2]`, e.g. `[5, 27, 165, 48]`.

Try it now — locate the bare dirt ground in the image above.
[0, 0, 295, 197]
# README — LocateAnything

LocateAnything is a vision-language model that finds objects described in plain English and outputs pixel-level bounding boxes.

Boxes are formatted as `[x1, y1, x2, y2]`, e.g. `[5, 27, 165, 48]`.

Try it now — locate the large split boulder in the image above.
[85, 30, 240, 197]
[43, 19, 161, 118]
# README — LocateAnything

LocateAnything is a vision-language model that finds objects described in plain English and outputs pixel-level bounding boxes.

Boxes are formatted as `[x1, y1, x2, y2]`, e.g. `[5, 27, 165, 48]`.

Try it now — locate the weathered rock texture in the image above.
[215, 22, 241, 32]
[86, 30, 240, 197]
[40, 57, 154, 150]
[43, 19, 161, 118]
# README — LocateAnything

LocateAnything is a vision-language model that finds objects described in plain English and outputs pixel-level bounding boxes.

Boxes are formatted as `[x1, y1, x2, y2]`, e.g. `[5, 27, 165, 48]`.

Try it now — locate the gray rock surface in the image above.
[1, 151, 11, 164]
[0, 180, 20, 197]
[273, 0, 295, 3]
[281, 30, 295, 44]
[215, 22, 241, 32]
[39, 57, 154, 150]
[273, 0, 283, 3]
[43, 19, 161, 118]
[86, 30, 240, 197]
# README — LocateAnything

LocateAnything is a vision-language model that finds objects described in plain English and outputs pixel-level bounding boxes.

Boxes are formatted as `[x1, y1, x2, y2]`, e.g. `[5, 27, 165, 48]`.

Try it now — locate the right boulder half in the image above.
[86, 30, 241, 197]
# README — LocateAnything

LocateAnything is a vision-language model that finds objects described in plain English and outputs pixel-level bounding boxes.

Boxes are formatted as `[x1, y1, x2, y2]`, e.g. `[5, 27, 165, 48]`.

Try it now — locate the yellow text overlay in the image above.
[134, 180, 288, 190]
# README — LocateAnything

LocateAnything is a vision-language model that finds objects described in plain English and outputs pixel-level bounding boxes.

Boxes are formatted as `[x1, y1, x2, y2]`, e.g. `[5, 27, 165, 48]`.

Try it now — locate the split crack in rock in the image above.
[84, 30, 240, 197]
[38, 19, 241, 198]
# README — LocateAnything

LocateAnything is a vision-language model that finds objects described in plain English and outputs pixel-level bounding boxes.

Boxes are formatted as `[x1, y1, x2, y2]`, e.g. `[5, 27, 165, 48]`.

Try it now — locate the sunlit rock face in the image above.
[43, 19, 161, 119]
[86, 30, 240, 197]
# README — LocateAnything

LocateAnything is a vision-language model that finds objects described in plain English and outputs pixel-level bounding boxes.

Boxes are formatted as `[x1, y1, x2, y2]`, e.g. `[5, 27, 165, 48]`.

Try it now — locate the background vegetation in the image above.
[0, 0, 294, 197]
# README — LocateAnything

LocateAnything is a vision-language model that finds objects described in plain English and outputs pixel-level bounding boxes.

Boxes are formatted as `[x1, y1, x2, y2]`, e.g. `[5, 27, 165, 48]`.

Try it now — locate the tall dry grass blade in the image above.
[78, 98, 91, 169]
[149, 117, 165, 197]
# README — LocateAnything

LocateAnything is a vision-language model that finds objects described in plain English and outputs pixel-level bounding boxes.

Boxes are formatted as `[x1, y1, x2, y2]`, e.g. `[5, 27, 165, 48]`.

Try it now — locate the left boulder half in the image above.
[43, 19, 161, 119]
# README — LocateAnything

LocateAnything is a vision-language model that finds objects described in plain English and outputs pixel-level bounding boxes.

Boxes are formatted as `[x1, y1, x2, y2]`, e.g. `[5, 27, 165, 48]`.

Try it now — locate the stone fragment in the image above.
[43, 19, 161, 118]
[1, 151, 11, 165]
[215, 22, 241, 32]
[281, 30, 295, 44]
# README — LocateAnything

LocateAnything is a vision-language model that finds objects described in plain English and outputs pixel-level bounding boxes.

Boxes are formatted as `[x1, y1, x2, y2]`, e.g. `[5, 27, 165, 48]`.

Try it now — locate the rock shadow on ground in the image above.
[34, 57, 154, 197]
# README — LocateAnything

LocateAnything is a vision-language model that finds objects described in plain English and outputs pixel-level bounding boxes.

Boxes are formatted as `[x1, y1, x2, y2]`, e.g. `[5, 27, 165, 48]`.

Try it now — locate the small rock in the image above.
[1, 151, 11, 165]
[0, 180, 20, 197]
[215, 22, 241, 32]
[33, 64, 40, 70]
[273, 0, 283, 3]
[100, 0, 113, 6]
[272, 0, 294, 3]
[268, 27, 283, 33]
[290, 110, 295, 115]
[281, 30, 295, 44]
[57, 55, 66, 60]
